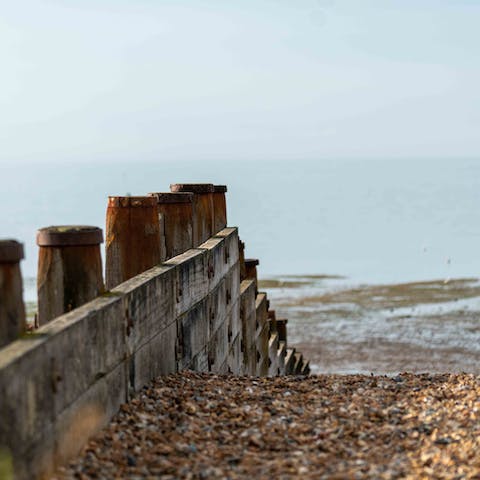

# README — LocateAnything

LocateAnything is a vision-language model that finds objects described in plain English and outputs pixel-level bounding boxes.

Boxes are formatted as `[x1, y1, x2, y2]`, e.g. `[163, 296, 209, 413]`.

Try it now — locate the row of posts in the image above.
[0, 184, 227, 348]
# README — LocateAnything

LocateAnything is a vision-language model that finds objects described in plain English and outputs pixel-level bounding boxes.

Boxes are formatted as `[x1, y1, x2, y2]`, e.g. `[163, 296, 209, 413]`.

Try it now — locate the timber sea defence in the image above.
[0, 183, 309, 479]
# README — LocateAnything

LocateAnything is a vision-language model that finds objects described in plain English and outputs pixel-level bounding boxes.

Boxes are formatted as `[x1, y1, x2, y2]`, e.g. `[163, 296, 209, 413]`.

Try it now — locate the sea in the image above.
[2, 157, 479, 295]
[2, 157, 480, 373]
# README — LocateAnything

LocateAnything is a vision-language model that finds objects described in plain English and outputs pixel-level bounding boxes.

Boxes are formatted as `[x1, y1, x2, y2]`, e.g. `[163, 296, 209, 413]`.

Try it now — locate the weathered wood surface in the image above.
[294, 352, 304, 375]
[240, 280, 256, 375]
[105, 196, 162, 290]
[0, 224, 307, 479]
[268, 332, 279, 377]
[212, 186, 227, 234]
[277, 341, 287, 376]
[0, 241, 25, 348]
[149, 192, 194, 260]
[301, 359, 310, 376]
[0, 294, 126, 480]
[255, 293, 269, 377]
[267, 309, 278, 334]
[37, 244, 104, 326]
[170, 184, 214, 247]
[165, 249, 208, 319]
[276, 318, 288, 343]
[285, 348, 296, 375]
[238, 239, 247, 281]
[244, 258, 259, 293]
[36, 226, 104, 326]
[227, 333, 243, 375]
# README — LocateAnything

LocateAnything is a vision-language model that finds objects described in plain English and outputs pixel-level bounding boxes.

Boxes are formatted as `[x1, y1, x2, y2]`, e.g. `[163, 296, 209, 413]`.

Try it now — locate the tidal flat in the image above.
[259, 276, 480, 376]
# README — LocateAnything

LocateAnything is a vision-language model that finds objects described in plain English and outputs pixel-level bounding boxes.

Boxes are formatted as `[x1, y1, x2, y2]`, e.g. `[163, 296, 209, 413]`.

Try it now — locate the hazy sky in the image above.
[1, 0, 479, 164]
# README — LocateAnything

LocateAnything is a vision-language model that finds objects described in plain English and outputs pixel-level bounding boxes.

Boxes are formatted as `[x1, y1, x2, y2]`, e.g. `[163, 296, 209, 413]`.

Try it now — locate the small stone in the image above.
[58, 372, 480, 480]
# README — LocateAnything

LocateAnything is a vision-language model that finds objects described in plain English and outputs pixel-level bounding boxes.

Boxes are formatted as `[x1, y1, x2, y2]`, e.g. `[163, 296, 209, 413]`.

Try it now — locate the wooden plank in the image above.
[198, 228, 239, 293]
[207, 278, 227, 335]
[240, 281, 256, 338]
[0, 294, 127, 480]
[53, 362, 127, 476]
[208, 319, 229, 373]
[294, 352, 303, 375]
[164, 248, 208, 318]
[227, 301, 241, 346]
[255, 293, 268, 334]
[255, 322, 269, 377]
[268, 332, 279, 377]
[225, 262, 240, 317]
[213, 227, 240, 272]
[129, 321, 178, 392]
[242, 312, 257, 375]
[227, 333, 242, 375]
[114, 264, 175, 354]
[284, 348, 296, 375]
[250, 344, 259, 376]
[197, 236, 226, 293]
[190, 347, 209, 373]
[277, 341, 286, 376]
[300, 359, 310, 376]
[255, 293, 269, 377]
[176, 300, 209, 369]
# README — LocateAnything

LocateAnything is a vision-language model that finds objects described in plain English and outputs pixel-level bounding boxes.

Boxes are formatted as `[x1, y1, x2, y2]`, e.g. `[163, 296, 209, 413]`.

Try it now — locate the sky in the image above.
[1, 0, 479, 164]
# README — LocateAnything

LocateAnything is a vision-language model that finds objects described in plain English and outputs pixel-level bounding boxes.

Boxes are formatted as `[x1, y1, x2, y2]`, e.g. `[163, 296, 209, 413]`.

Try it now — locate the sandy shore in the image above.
[260, 276, 480, 375]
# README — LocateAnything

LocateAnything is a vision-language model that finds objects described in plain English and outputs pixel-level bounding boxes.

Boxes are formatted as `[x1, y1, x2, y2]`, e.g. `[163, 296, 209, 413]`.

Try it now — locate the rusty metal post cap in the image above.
[0, 240, 24, 263]
[108, 196, 157, 208]
[37, 226, 104, 247]
[213, 185, 227, 193]
[245, 258, 260, 267]
[170, 183, 215, 194]
[148, 192, 194, 204]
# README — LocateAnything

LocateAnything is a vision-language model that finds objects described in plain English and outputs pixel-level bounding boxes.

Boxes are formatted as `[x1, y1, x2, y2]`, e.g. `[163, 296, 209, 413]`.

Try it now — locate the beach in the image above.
[2, 157, 480, 374]
[261, 276, 480, 375]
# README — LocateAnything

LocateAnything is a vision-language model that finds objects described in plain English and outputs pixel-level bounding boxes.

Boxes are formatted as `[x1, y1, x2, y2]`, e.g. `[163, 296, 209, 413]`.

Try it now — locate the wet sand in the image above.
[260, 276, 480, 375]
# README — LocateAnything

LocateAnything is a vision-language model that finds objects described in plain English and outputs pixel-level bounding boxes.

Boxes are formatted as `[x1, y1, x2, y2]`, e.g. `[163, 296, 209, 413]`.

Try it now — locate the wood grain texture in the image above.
[0, 262, 25, 348]
[105, 197, 162, 290]
[268, 332, 280, 377]
[37, 245, 103, 325]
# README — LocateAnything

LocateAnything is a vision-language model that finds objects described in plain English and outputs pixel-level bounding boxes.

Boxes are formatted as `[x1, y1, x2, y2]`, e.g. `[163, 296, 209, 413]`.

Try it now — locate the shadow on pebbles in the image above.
[57, 371, 480, 479]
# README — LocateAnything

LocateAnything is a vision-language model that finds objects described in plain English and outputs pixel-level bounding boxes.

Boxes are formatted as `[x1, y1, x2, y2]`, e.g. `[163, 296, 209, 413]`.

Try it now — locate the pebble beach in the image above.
[51, 274, 480, 479]
[57, 371, 480, 479]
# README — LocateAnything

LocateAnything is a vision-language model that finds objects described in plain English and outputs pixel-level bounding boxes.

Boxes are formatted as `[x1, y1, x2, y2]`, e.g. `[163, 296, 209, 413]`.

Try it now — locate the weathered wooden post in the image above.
[239, 240, 247, 281]
[245, 258, 259, 293]
[0, 240, 26, 347]
[105, 196, 162, 290]
[36, 226, 104, 325]
[276, 318, 288, 343]
[267, 309, 278, 333]
[212, 185, 227, 234]
[148, 192, 194, 260]
[170, 183, 214, 246]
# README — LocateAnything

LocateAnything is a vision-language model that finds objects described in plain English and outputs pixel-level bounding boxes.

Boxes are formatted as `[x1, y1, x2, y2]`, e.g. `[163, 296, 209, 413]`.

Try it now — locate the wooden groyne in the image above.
[0, 183, 309, 480]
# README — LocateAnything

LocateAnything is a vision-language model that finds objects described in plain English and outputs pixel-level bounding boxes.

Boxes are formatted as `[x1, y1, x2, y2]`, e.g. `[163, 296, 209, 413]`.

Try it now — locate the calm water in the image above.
[1, 158, 480, 301]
